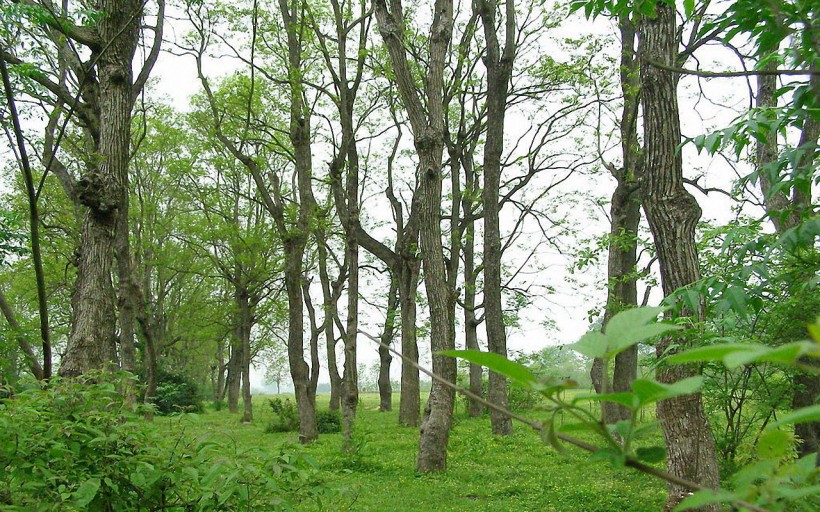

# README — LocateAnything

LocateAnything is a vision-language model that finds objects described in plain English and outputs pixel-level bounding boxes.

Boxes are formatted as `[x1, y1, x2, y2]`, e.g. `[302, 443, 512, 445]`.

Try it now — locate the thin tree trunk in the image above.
[592, 13, 641, 425]
[239, 288, 253, 423]
[0, 289, 45, 380]
[318, 243, 342, 411]
[116, 212, 137, 403]
[215, 338, 226, 402]
[477, 0, 515, 436]
[398, 261, 421, 426]
[757, 65, 819, 461]
[0, 58, 51, 380]
[462, 152, 483, 417]
[378, 276, 399, 412]
[226, 321, 242, 413]
[638, 6, 720, 509]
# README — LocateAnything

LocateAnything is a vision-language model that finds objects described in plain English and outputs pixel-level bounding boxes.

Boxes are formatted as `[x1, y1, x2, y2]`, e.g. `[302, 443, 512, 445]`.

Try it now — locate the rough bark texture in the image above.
[477, 0, 515, 436]
[638, 6, 720, 509]
[591, 14, 641, 425]
[60, 0, 142, 377]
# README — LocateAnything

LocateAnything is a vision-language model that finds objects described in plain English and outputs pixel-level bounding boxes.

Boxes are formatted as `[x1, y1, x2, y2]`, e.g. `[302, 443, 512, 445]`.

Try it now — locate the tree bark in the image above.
[638, 6, 720, 509]
[477, 0, 515, 436]
[398, 259, 421, 426]
[591, 13, 641, 425]
[378, 277, 399, 412]
[60, 0, 142, 377]
[374, 0, 456, 471]
[458, 150, 483, 416]
[318, 243, 343, 412]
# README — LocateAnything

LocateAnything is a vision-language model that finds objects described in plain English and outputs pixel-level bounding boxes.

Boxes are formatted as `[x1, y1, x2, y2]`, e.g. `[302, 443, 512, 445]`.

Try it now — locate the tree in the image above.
[476, 0, 516, 436]
[1, 0, 163, 377]
[374, 0, 457, 473]
[590, 11, 642, 426]
[637, 4, 720, 508]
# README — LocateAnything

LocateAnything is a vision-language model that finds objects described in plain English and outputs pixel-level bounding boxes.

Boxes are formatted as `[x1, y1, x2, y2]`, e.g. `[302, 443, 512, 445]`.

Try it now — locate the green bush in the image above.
[265, 397, 300, 433]
[153, 368, 204, 415]
[0, 371, 332, 511]
[316, 409, 341, 433]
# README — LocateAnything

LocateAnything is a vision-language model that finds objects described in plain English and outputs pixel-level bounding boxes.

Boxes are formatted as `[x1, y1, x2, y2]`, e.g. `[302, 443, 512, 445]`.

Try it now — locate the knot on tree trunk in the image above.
[76, 171, 119, 213]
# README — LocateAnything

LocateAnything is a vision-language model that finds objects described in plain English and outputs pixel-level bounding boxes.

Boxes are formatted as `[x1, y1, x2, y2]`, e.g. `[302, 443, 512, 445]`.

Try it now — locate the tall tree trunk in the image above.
[638, 6, 720, 509]
[477, 0, 515, 436]
[278, 0, 320, 442]
[416, 141, 456, 472]
[398, 260, 421, 426]
[0, 58, 51, 380]
[116, 212, 137, 403]
[378, 276, 399, 411]
[226, 335, 242, 413]
[60, 0, 141, 377]
[591, 13, 641, 425]
[374, 0, 456, 471]
[284, 241, 318, 442]
[460, 150, 483, 417]
[214, 337, 226, 402]
[318, 243, 342, 411]
[238, 288, 253, 423]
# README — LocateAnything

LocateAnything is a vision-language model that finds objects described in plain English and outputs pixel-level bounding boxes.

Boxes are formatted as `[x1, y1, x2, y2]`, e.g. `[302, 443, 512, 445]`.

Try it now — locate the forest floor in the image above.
[154, 393, 666, 511]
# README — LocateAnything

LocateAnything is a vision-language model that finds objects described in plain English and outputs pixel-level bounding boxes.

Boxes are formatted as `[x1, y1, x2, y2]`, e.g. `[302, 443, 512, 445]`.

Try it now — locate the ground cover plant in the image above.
[155, 393, 667, 512]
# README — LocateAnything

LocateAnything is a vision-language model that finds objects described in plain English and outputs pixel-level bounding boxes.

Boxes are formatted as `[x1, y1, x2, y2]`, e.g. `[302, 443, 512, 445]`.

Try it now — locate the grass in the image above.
[154, 393, 666, 511]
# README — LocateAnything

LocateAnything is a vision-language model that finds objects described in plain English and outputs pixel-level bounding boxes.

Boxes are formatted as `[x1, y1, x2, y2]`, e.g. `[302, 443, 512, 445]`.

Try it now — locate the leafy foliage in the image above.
[0, 372, 331, 511]
[265, 397, 300, 433]
[153, 368, 205, 415]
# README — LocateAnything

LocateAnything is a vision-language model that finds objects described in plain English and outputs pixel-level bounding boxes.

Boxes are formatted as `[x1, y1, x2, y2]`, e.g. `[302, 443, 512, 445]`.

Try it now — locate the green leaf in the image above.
[631, 376, 703, 406]
[440, 350, 539, 389]
[757, 430, 792, 459]
[673, 490, 738, 511]
[568, 331, 607, 358]
[683, 0, 695, 17]
[667, 342, 815, 368]
[721, 285, 748, 317]
[603, 307, 680, 355]
[73, 478, 101, 507]
[570, 307, 679, 360]
[635, 446, 666, 463]
[590, 446, 626, 466]
[667, 344, 754, 365]
[541, 419, 568, 455]
[771, 405, 820, 428]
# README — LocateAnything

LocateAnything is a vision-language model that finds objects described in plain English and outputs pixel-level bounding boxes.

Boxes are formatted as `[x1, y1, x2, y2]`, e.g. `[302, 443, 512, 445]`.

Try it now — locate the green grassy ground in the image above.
[155, 393, 666, 511]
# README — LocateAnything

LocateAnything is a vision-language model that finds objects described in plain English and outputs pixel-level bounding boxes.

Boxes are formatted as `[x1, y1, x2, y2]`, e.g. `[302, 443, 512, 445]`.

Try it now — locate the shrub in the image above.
[316, 409, 341, 433]
[0, 371, 332, 511]
[265, 397, 300, 433]
[152, 368, 204, 415]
